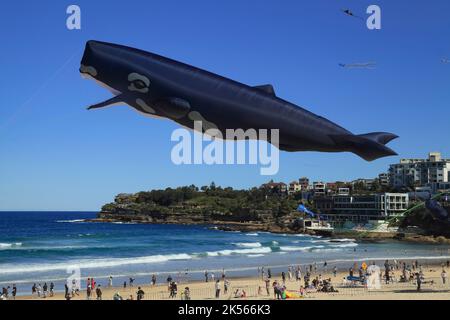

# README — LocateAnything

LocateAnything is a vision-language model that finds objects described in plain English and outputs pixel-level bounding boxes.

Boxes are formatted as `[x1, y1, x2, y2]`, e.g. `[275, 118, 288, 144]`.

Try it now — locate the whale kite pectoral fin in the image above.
[87, 94, 127, 110]
[155, 97, 191, 119]
[253, 85, 276, 96]
[330, 134, 398, 162]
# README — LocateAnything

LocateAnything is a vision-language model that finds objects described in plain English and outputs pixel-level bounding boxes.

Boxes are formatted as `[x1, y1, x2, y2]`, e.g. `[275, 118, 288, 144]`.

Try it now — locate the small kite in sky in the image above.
[341, 8, 364, 21]
[339, 62, 377, 69]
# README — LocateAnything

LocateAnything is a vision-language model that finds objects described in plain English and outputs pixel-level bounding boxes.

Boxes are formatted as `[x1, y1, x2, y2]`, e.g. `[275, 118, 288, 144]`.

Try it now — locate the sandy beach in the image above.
[10, 261, 450, 301]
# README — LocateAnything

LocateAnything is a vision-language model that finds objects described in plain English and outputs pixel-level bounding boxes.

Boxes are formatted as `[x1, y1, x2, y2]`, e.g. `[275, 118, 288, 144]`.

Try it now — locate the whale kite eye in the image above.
[133, 79, 147, 90]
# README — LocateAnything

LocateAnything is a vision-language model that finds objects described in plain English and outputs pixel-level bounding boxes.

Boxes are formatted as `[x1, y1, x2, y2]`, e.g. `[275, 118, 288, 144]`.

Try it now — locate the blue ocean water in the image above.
[1, 212, 450, 295]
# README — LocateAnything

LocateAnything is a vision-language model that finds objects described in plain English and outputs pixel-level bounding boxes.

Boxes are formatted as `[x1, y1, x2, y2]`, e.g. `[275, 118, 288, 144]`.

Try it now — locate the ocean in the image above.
[1, 211, 450, 295]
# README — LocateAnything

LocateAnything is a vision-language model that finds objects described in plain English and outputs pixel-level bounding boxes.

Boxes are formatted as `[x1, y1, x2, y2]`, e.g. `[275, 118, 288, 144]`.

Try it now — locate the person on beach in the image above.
[50, 282, 54, 297]
[37, 284, 42, 298]
[129, 277, 135, 287]
[296, 267, 301, 282]
[183, 287, 191, 300]
[204, 271, 209, 282]
[416, 273, 422, 291]
[215, 280, 221, 298]
[109, 275, 113, 287]
[12, 285, 17, 300]
[224, 279, 230, 294]
[169, 281, 178, 298]
[113, 292, 123, 300]
[96, 285, 102, 300]
[267, 268, 272, 279]
[221, 269, 226, 280]
[2, 287, 8, 299]
[123, 281, 127, 289]
[323, 261, 328, 272]
[281, 272, 286, 285]
[32, 283, 36, 295]
[441, 270, 447, 285]
[64, 283, 69, 297]
[43, 282, 48, 298]
[211, 272, 215, 282]
[151, 274, 157, 286]
[137, 287, 145, 300]
[288, 267, 292, 281]
[86, 284, 92, 300]
[333, 266, 337, 277]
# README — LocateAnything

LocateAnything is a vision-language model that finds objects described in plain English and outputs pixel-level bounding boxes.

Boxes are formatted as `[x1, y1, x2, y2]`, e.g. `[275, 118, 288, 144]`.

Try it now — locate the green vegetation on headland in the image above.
[99, 183, 301, 233]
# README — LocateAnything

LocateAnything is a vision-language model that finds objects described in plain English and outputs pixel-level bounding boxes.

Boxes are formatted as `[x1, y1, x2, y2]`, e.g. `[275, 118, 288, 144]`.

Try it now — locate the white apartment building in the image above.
[389, 152, 450, 188]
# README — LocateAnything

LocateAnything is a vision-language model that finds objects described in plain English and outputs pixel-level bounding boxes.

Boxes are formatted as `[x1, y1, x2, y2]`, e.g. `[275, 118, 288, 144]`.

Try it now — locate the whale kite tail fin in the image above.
[330, 132, 399, 162]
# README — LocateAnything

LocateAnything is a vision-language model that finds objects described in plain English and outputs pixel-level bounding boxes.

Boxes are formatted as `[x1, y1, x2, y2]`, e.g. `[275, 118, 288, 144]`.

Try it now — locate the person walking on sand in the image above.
[211, 272, 215, 282]
[12, 285, 17, 300]
[152, 274, 157, 286]
[37, 284, 42, 298]
[204, 271, 209, 282]
[137, 287, 145, 300]
[281, 272, 286, 285]
[96, 285, 102, 300]
[264, 278, 270, 296]
[416, 273, 422, 292]
[215, 280, 221, 299]
[441, 269, 448, 285]
[323, 261, 328, 273]
[267, 268, 272, 279]
[108, 275, 113, 287]
[32, 283, 36, 295]
[43, 283, 48, 298]
[49, 282, 54, 297]
[224, 279, 230, 295]
[288, 266, 292, 281]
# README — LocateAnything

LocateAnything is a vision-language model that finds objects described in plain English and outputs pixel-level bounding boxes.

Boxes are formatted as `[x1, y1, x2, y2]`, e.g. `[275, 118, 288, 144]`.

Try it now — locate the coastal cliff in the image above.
[93, 185, 301, 234]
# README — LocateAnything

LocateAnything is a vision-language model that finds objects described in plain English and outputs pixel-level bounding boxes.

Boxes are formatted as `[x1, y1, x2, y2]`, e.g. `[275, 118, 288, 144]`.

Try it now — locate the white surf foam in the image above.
[247, 254, 265, 258]
[280, 245, 325, 252]
[0, 242, 22, 249]
[0, 253, 192, 274]
[207, 247, 271, 257]
[232, 242, 262, 248]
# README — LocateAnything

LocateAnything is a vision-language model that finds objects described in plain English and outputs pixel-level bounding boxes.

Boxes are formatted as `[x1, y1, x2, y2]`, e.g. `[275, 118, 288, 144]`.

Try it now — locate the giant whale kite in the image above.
[80, 40, 398, 161]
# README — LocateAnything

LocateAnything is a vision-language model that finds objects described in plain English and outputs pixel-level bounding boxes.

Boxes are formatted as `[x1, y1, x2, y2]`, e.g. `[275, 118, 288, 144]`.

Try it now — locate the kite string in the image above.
[0, 49, 81, 133]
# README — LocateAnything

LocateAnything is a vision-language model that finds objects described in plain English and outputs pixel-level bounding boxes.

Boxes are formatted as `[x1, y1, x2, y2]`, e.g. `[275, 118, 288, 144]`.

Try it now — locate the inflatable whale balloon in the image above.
[80, 40, 398, 161]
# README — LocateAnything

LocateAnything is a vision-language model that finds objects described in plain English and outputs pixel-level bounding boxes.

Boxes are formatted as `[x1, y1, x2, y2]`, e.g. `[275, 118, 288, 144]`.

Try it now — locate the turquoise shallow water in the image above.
[1, 211, 450, 295]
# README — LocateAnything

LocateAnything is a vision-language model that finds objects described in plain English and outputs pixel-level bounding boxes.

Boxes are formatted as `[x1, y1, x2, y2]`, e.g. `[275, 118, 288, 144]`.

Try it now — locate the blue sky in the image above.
[1, 0, 450, 211]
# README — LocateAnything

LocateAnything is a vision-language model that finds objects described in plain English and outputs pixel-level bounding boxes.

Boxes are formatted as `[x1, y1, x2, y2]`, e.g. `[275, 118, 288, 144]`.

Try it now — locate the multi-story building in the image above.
[378, 173, 390, 187]
[389, 152, 450, 188]
[288, 181, 302, 194]
[299, 177, 310, 191]
[313, 182, 326, 196]
[315, 192, 409, 223]
[352, 178, 375, 190]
